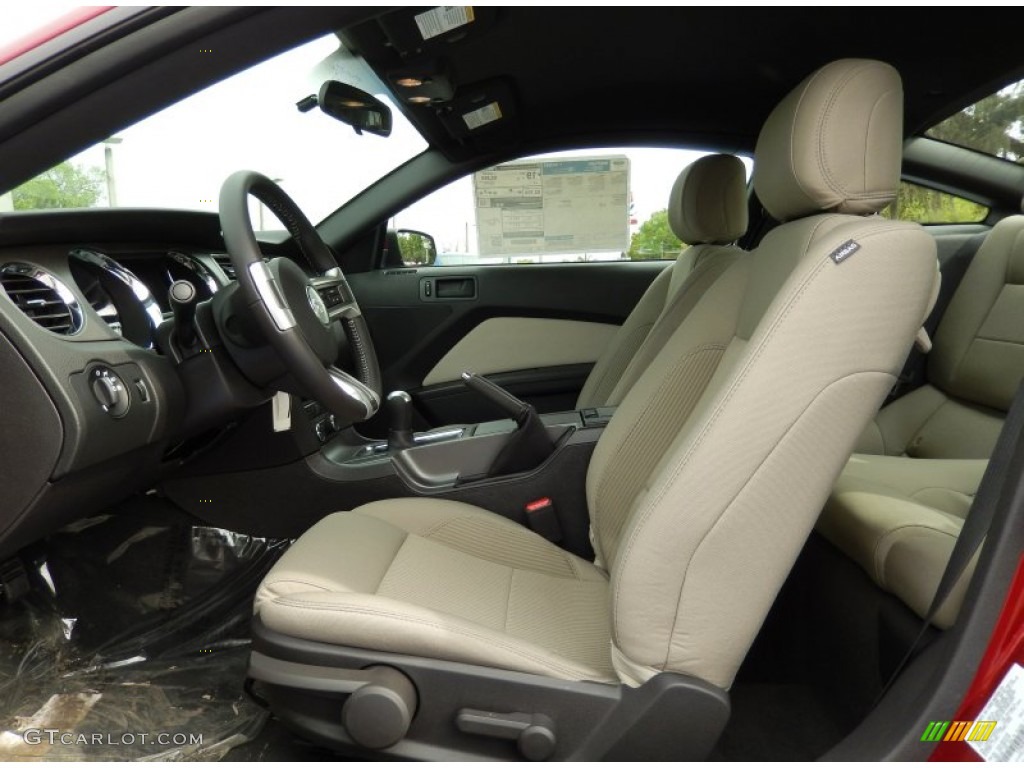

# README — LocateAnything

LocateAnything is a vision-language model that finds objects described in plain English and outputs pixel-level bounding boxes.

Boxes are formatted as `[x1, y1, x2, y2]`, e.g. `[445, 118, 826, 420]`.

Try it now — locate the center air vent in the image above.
[0, 263, 84, 335]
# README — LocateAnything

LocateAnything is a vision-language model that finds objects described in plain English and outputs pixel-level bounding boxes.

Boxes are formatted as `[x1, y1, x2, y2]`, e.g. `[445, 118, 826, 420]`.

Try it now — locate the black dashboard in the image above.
[0, 209, 298, 556]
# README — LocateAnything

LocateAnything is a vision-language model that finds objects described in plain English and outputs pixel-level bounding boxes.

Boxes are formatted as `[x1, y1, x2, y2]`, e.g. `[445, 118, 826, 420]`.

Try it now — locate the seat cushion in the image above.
[255, 498, 615, 682]
[816, 454, 986, 628]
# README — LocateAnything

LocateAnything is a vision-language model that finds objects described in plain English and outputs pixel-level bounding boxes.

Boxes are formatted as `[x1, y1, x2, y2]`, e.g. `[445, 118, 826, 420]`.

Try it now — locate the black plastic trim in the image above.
[250, 618, 731, 761]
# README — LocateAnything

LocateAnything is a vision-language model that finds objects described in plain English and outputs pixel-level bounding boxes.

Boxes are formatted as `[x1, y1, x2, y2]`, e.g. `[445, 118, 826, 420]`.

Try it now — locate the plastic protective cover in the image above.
[0, 507, 287, 760]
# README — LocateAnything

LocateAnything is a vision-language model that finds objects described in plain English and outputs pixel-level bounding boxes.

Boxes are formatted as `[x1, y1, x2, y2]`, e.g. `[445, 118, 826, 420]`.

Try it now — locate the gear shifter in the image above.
[386, 390, 415, 450]
[169, 279, 198, 350]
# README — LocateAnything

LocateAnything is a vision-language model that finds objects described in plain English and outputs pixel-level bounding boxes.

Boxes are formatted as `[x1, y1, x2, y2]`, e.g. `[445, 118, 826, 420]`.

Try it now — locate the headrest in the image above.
[753, 59, 903, 222]
[668, 153, 748, 244]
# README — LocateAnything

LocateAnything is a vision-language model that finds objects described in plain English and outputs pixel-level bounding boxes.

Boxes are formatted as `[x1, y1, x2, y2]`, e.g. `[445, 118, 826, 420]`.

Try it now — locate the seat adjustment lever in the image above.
[455, 708, 556, 760]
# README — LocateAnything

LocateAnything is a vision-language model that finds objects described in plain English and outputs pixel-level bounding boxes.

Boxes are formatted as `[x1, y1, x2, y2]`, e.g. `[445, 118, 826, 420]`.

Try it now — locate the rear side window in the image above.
[880, 181, 988, 224]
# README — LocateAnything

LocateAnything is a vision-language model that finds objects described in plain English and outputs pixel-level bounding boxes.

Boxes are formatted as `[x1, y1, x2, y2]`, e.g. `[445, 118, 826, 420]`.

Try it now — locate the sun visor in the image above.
[436, 79, 517, 140]
[343, 6, 499, 63]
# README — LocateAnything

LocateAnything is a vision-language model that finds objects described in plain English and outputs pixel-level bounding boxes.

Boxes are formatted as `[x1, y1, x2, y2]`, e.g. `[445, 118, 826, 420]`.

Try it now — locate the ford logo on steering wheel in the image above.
[306, 284, 330, 326]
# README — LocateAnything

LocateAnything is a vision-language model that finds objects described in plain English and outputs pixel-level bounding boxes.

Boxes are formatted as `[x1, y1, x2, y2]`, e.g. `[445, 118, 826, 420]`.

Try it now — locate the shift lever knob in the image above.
[386, 390, 414, 450]
[169, 279, 198, 349]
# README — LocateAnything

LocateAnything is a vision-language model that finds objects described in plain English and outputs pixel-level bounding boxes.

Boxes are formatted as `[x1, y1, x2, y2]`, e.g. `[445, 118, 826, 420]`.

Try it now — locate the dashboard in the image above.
[0, 209, 301, 557]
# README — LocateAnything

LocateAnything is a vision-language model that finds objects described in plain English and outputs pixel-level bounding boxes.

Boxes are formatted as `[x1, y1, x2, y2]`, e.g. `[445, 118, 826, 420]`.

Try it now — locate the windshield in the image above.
[1, 35, 428, 222]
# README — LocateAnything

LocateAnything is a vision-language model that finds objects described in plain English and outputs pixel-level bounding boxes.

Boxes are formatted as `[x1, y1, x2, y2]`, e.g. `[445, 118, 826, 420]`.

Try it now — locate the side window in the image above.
[880, 181, 988, 224]
[390, 148, 751, 266]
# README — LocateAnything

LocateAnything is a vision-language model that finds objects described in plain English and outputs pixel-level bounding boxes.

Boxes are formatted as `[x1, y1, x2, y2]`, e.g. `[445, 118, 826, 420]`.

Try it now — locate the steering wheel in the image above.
[219, 171, 381, 425]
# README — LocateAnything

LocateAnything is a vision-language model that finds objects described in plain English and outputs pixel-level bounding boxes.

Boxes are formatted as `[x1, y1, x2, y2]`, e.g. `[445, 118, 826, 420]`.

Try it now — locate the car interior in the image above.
[0, 7, 1022, 762]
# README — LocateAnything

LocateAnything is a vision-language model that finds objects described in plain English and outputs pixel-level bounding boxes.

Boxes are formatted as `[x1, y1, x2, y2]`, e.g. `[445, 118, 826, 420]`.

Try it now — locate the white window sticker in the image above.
[971, 663, 1024, 761]
[414, 6, 475, 41]
[462, 101, 502, 131]
[472, 156, 630, 257]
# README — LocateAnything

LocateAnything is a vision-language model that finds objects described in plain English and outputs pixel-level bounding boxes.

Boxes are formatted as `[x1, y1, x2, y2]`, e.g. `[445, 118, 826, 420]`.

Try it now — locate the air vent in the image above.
[0, 263, 83, 335]
[211, 253, 236, 281]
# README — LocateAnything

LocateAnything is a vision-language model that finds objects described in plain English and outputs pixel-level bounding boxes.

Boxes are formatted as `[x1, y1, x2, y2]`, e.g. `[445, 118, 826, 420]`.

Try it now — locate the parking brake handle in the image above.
[462, 372, 555, 475]
[461, 371, 530, 426]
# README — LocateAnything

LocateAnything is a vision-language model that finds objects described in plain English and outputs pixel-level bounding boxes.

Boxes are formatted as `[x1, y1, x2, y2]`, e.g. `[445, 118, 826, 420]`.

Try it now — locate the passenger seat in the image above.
[819, 213, 1024, 627]
[576, 153, 747, 408]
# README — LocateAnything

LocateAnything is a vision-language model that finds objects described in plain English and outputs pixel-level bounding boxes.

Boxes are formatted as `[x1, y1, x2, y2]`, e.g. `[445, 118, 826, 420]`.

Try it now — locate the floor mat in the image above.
[0, 504, 287, 760]
[710, 683, 844, 761]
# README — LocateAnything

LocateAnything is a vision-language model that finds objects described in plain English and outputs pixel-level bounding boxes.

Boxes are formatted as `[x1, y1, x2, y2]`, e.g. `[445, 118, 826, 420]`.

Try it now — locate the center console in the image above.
[162, 375, 615, 560]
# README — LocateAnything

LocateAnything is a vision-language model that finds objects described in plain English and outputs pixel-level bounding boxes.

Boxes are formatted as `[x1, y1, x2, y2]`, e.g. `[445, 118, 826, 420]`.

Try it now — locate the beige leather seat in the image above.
[817, 454, 986, 628]
[855, 215, 1024, 459]
[819, 215, 1024, 626]
[255, 59, 938, 692]
[576, 153, 747, 408]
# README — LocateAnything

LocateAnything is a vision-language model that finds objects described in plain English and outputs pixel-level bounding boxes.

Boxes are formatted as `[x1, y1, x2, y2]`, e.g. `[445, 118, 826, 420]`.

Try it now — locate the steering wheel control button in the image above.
[89, 366, 130, 418]
[320, 285, 343, 307]
[306, 284, 330, 325]
[248, 261, 296, 331]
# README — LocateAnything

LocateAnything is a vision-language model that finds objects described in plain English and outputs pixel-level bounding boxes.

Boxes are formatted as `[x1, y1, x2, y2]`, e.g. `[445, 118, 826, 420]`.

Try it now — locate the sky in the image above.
[1, 5, 752, 254]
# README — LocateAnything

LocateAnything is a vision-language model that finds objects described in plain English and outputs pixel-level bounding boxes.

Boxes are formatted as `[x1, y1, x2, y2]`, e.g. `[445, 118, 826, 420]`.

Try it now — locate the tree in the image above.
[627, 209, 683, 260]
[11, 162, 105, 210]
[881, 182, 988, 224]
[397, 231, 430, 264]
[927, 81, 1024, 161]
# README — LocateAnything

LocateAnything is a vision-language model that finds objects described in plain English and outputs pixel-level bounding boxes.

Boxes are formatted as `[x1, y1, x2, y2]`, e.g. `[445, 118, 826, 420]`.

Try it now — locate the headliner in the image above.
[341, 8, 1024, 162]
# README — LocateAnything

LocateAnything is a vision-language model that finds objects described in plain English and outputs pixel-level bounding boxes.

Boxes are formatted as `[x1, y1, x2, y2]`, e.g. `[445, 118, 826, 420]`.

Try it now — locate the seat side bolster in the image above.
[576, 265, 671, 409]
[259, 591, 617, 683]
[255, 512, 408, 608]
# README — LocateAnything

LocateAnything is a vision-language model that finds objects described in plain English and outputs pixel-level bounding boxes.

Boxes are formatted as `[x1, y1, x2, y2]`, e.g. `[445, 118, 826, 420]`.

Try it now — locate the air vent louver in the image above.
[0, 263, 83, 335]
[211, 253, 236, 281]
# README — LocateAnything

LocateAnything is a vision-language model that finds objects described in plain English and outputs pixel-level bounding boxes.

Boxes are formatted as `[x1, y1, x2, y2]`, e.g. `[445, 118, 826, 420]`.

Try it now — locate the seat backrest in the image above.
[585, 59, 939, 690]
[860, 214, 1024, 458]
[929, 214, 1024, 413]
[576, 154, 748, 408]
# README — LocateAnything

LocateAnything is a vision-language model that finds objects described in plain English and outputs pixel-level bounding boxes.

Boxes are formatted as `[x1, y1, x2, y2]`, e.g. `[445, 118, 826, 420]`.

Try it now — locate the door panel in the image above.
[348, 260, 667, 426]
[422, 317, 618, 386]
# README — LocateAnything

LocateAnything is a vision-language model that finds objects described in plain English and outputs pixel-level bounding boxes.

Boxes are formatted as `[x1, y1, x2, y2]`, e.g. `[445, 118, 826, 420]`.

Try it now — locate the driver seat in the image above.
[250, 59, 939, 760]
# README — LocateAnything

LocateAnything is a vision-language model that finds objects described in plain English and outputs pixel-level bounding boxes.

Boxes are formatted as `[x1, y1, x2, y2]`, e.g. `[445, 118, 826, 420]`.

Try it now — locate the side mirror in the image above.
[312, 82, 392, 137]
[396, 229, 437, 265]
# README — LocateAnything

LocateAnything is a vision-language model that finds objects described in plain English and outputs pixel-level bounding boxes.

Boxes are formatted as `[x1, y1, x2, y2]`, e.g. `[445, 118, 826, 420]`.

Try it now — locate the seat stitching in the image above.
[260, 578, 332, 593]
[902, 390, 950, 455]
[504, 569, 514, 633]
[269, 598, 610, 679]
[587, 322, 656, 403]
[424, 515, 583, 581]
[945, 258, 1006, 391]
[372, 530, 410, 596]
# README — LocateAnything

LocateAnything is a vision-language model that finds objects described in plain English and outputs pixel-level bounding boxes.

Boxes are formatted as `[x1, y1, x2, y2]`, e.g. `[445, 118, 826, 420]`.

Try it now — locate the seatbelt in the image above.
[881, 375, 1024, 694]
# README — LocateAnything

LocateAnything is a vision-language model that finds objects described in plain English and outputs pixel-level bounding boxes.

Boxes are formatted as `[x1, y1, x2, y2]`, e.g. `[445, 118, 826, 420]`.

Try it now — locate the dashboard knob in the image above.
[89, 366, 130, 418]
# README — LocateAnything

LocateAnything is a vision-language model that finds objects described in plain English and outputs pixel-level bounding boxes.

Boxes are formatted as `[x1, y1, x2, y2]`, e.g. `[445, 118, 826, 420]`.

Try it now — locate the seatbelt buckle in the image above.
[525, 497, 562, 543]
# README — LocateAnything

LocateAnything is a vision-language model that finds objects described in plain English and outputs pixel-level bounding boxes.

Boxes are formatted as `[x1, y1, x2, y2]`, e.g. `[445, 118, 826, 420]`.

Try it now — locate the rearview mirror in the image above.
[397, 229, 437, 265]
[315, 82, 392, 137]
